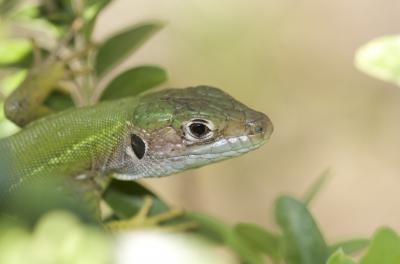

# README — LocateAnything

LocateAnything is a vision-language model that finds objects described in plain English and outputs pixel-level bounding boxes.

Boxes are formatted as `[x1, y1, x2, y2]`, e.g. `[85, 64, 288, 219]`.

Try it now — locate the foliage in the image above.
[0, 211, 111, 264]
[327, 228, 400, 264]
[355, 35, 400, 86]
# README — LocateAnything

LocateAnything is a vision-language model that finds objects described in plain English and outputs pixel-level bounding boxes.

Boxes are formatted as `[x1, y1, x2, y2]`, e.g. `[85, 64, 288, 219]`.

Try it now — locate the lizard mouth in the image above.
[168, 133, 267, 162]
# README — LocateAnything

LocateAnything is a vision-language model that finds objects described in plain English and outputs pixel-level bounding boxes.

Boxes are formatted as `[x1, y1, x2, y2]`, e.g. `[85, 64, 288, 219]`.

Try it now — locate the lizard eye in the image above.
[190, 123, 210, 138]
[184, 119, 214, 141]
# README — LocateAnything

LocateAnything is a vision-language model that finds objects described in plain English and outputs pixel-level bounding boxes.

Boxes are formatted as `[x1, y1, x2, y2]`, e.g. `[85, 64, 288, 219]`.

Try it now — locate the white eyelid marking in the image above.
[126, 145, 137, 160]
[126, 136, 148, 161]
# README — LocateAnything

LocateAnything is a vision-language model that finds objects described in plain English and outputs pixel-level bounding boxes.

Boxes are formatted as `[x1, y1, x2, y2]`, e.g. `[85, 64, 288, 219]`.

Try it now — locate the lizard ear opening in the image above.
[131, 133, 146, 159]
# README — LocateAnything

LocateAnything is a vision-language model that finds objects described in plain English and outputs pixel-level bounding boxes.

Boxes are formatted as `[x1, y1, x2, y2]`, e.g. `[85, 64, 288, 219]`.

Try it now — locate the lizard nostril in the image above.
[245, 110, 272, 138]
[255, 126, 264, 134]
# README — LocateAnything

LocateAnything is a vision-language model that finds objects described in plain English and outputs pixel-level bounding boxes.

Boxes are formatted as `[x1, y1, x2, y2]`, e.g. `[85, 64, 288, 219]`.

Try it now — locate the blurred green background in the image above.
[90, 0, 400, 240]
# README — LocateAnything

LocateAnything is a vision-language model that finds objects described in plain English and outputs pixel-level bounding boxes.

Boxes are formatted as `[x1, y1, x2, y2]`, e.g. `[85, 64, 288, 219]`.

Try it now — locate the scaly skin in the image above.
[0, 86, 273, 207]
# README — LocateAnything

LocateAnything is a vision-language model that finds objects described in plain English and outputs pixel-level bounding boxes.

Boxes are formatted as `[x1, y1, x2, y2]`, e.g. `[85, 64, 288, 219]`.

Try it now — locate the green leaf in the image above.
[95, 22, 163, 77]
[44, 90, 75, 112]
[0, 70, 27, 95]
[186, 212, 264, 264]
[185, 212, 230, 243]
[327, 250, 357, 264]
[234, 223, 281, 262]
[102, 179, 169, 220]
[0, 0, 21, 15]
[12, 3, 39, 20]
[100, 65, 167, 100]
[82, 0, 112, 40]
[360, 227, 400, 264]
[0, 39, 32, 67]
[330, 239, 369, 255]
[275, 195, 330, 264]
[38, 0, 75, 26]
[355, 35, 400, 86]
[1, 177, 97, 225]
[303, 169, 331, 206]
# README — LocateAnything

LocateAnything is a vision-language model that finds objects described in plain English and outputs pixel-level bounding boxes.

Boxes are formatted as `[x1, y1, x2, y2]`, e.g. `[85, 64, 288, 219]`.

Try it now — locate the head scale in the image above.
[110, 86, 273, 180]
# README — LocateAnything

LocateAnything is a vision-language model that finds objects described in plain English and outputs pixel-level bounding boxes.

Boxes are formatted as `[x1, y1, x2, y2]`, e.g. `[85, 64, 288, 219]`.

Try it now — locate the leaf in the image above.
[0, 70, 27, 95]
[0, 39, 32, 68]
[274, 195, 330, 264]
[330, 239, 369, 255]
[102, 179, 169, 220]
[185, 212, 230, 243]
[82, 0, 113, 40]
[0, 177, 97, 225]
[12, 3, 39, 20]
[186, 212, 264, 264]
[38, 0, 75, 26]
[95, 22, 163, 77]
[327, 250, 357, 264]
[0, 0, 21, 15]
[355, 35, 400, 86]
[360, 227, 400, 264]
[303, 169, 331, 206]
[44, 90, 75, 112]
[100, 65, 167, 100]
[234, 223, 281, 262]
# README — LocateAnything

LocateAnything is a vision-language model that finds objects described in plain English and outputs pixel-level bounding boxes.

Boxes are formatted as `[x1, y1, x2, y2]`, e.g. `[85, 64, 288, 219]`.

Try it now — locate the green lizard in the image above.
[0, 19, 273, 227]
[0, 85, 272, 224]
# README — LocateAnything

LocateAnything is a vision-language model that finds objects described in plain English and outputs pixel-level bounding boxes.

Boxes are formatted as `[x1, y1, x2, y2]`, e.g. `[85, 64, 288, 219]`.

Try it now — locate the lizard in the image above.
[0, 17, 273, 227]
[0, 85, 273, 227]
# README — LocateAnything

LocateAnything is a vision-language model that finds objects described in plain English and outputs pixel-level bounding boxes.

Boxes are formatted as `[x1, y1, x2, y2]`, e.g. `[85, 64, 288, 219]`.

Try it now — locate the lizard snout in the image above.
[245, 110, 273, 140]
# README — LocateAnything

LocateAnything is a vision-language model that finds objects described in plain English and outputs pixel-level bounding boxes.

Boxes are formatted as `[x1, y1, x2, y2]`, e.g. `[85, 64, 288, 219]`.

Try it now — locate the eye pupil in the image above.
[189, 123, 210, 138]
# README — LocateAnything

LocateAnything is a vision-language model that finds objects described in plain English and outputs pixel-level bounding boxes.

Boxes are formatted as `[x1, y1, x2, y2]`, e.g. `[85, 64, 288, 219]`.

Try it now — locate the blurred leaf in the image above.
[330, 239, 369, 255]
[0, 211, 111, 264]
[102, 179, 169, 220]
[274, 195, 329, 264]
[182, 213, 226, 245]
[355, 35, 400, 86]
[12, 4, 39, 20]
[187, 212, 264, 264]
[0, 0, 20, 15]
[0, 71, 24, 138]
[234, 223, 281, 262]
[12, 13, 61, 40]
[0, 70, 26, 95]
[82, 0, 112, 40]
[38, 0, 74, 26]
[0, 177, 97, 226]
[95, 22, 163, 77]
[360, 227, 400, 264]
[327, 250, 357, 264]
[100, 65, 167, 100]
[0, 39, 32, 67]
[0, 113, 19, 138]
[303, 169, 331, 206]
[44, 90, 74, 111]
[0, 52, 37, 69]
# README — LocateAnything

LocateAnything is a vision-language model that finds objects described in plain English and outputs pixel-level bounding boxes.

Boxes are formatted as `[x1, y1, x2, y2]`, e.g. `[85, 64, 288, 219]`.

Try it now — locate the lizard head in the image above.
[113, 86, 273, 180]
